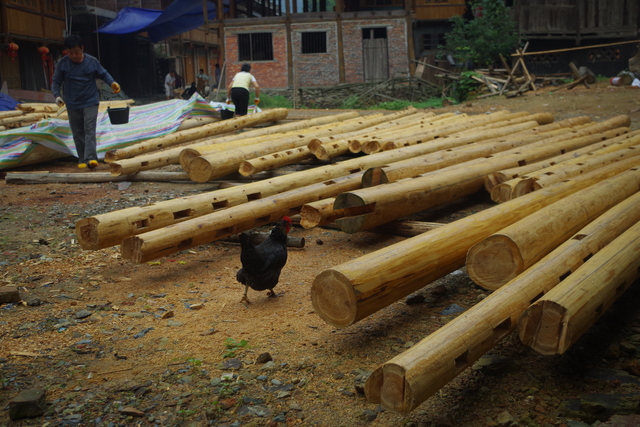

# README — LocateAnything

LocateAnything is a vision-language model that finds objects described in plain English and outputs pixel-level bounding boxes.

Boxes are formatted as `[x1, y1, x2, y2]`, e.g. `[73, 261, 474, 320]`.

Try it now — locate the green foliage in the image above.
[223, 338, 248, 358]
[439, 0, 519, 68]
[257, 94, 293, 109]
[451, 71, 483, 103]
[341, 95, 363, 109]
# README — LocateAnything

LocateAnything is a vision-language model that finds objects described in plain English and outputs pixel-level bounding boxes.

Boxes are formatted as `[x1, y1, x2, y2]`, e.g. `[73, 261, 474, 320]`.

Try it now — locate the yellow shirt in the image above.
[231, 72, 256, 90]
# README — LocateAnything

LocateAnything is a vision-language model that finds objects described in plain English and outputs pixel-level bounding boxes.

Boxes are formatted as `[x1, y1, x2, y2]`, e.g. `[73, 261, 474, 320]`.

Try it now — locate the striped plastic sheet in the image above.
[0, 94, 217, 170]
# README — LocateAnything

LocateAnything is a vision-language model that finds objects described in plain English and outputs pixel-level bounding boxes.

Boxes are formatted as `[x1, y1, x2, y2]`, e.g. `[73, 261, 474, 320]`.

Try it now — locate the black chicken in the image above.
[235, 216, 292, 303]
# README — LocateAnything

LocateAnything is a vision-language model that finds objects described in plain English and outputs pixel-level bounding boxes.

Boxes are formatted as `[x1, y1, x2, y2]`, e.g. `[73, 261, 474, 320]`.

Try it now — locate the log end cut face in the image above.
[467, 234, 524, 291]
[311, 269, 358, 328]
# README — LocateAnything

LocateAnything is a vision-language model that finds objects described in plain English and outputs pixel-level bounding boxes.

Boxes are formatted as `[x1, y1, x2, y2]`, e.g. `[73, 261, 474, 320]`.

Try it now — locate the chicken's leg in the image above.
[240, 285, 251, 304]
[266, 288, 276, 298]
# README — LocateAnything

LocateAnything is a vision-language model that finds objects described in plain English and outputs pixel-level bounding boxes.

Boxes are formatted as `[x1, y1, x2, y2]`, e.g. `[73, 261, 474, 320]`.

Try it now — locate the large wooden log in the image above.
[186, 110, 429, 183]
[239, 146, 314, 176]
[349, 112, 462, 154]
[109, 111, 360, 176]
[309, 160, 640, 328]
[379, 112, 555, 152]
[0, 113, 46, 126]
[518, 218, 640, 355]
[365, 187, 640, 413]
[5, 171, 191, 184]
[493, 133, 640, 202]
[104, 108, 288, 162]
[483, 125, 637, 191]
[334, 117, 630, 234]
[299, 198, 376, 229]
[361, 117, 590, 187]
[363, 112, 548, 154]
[78, 137, 442, 250]
[179, 111, 395, 170]
[467, 156, 640, 290]
[121, 172, 365, 263]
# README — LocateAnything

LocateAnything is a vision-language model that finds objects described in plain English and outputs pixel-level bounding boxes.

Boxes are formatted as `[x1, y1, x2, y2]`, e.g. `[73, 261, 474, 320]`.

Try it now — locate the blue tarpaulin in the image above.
[98, 0, 220, 43]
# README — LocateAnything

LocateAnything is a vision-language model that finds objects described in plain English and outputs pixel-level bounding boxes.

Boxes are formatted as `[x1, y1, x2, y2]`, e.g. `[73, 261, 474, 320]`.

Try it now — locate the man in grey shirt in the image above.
[52, 34, 120, 169]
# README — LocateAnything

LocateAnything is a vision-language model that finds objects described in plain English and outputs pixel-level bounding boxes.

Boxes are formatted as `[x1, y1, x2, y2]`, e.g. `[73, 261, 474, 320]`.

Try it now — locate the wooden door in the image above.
[362, 27, 389, 82]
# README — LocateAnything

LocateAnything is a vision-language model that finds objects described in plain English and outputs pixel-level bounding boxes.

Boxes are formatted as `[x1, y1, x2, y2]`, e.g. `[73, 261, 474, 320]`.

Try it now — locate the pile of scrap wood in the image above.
[34, 106, 640, 415]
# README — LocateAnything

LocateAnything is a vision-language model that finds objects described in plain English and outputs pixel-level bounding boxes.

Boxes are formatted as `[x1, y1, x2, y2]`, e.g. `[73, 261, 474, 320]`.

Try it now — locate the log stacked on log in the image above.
[518, 218, 640, 355]
[365, 185, 640, 413]
[466, 155, 640, 291]
[110, 111, 361, 176]
[309, 159, 639, 328]
[489, 130, 640, 202]
[104, 108, 289, 162]
[332, 116, 630, 234]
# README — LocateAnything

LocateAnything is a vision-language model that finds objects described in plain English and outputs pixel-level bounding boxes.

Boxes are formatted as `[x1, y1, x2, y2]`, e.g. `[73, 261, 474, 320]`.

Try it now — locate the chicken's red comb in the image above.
[282, 216, 292, 224]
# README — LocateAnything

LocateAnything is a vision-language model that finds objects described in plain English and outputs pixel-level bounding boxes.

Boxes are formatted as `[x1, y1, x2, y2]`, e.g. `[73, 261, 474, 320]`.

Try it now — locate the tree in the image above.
[439, 0, 519, 69]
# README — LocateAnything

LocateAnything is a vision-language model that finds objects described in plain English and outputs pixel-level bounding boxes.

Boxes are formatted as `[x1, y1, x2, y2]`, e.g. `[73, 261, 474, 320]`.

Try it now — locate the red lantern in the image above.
[7, 42, 19, 62]
[37, 46, 49, 61]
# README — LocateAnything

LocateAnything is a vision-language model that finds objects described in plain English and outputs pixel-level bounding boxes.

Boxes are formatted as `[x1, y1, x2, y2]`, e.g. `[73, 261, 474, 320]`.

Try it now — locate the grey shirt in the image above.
[52, 53, 115, 110]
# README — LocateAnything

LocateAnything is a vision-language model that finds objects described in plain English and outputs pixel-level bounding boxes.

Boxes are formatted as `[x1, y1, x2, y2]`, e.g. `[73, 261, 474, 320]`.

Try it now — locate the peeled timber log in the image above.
[518, 217, 640, 355]
[308, 111, 438, 160]
[483, 125, 632, 191]
[104, 108, 289, 162]
[5, 171, 190, 184]
[110, 111, 359, 176]
[361, 117, 591, 187]
[365, 187, 640, 413]
[121, 173, 366, 263]
[310, 160, 640, 329]
[78, 138, 437, 250]
[179, 111, 396, 170]
[187, 110, 425, 182]
[335, 117, 630, 234]
[379, 112, 554, 152]
[467, 156, 640, 291]
[491, 132, 640, 202]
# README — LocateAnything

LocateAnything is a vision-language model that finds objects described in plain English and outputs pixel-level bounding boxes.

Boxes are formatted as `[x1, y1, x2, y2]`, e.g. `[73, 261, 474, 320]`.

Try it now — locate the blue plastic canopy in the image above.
[98, 0, 219, 43]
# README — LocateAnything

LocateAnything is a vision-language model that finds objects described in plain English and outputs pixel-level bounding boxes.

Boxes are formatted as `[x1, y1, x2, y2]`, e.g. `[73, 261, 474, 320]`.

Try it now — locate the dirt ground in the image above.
[2, 81, 640, 427]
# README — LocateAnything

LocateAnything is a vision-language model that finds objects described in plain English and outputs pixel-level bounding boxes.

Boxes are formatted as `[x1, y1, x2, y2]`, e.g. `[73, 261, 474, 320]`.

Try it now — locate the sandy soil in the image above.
[1, 81, 640, 427]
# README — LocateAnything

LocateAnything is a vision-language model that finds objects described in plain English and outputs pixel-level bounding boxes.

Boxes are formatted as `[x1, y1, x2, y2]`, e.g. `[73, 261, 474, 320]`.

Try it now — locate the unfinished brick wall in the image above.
[224, 25, 289, 89]
[342, 18, 409, 84]
[224, 17, 409, 89]
[291, 22, 340, 87]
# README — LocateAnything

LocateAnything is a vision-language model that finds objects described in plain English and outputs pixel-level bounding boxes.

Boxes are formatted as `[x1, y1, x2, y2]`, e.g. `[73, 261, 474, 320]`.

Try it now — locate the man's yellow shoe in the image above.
[88, 160, 99, 169]
[78, 163, 87, 169]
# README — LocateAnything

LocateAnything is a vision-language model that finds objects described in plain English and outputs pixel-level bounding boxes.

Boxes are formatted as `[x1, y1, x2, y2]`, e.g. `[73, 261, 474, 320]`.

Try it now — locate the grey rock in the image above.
[358, 409, 377, 421]
[256, 352, 273, 364]
[441, 303, 464, 315]
[237, 405, 273, 417]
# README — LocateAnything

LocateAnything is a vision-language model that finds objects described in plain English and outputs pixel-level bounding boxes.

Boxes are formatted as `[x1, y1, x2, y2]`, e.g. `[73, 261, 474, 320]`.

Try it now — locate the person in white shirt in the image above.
[226, 63, 260, 116]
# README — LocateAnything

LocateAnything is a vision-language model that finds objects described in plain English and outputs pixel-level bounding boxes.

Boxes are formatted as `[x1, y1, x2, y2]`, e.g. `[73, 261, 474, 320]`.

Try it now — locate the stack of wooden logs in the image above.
[72, 107, 640, 415]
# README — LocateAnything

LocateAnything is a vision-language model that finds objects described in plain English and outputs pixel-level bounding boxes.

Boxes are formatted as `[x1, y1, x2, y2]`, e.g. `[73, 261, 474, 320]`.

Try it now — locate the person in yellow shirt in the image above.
[226, 63, 260, 116]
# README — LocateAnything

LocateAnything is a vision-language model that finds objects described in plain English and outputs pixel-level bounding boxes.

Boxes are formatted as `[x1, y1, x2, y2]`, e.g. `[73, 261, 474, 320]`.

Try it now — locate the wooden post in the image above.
[365, 187, 640, 413]
[121, 172, 365, 263]
[309, 160, 640, 328]
[518, 219, 640, 355]
[467, 156, 640, 291]
[109, 111, 360, 176]
[491, 132, 640, 202]
[5, 171, 191, 184]
[335, 116, 630, 234]
[104, 109, 288, 162]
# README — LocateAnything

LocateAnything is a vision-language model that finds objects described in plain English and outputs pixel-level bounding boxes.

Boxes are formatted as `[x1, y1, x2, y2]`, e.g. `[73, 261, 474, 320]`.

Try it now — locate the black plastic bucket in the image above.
[107, 106, 130, 125]
[220, 109, 234, 120]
